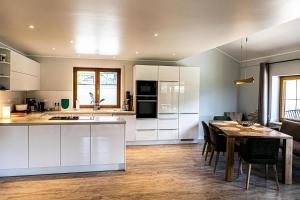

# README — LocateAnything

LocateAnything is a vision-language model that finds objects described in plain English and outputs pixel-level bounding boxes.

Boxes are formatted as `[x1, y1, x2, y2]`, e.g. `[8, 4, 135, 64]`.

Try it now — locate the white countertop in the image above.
[0, 113, 126, 126]
[46, 108, 135, 115]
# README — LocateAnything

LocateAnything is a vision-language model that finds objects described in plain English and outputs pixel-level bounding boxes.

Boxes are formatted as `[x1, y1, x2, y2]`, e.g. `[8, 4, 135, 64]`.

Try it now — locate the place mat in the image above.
[223, 121, 238, 124]
[252, 127, 272, 132]
[212, 122, 229, 126]
[220, 127, 240, 131]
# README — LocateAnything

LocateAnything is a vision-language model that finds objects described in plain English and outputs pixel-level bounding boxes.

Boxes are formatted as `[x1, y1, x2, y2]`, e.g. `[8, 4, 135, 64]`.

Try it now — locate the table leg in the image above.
[282, 138, 293, 184]
[225, 137, 235, 181]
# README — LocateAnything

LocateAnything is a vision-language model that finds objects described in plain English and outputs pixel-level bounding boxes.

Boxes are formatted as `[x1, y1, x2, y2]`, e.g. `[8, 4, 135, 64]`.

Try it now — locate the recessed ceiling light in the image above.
[70, 40, 74, 44]
[135, 51, 139, 54]
[172, 53, 176, 56]
[28, 25, 35, 29]
[154, 33, 158, 37]
[52, 47, 56, 50]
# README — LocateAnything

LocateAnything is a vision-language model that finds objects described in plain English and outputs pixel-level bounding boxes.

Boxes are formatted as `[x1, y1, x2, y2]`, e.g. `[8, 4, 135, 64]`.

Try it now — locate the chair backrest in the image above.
[213, 116, 231, 121]
[224, 112, 243, 121]
[201, 121, 210, 142]
[242, 138, 280, 164]
[280, 120, 300, 142]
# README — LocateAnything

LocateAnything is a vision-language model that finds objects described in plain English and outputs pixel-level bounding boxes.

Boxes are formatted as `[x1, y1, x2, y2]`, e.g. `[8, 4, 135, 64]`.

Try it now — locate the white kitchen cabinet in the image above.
[91, 124, 125, 165]
[179, 67, 200, 113]
[158, 119, 178, 129]
[10, 51, 40, 76]
[134, 65, 158, 80]
[61, 125, 90, 166]
[113, 115, 136, 142]
[158, 81, 179, 113]
[29, 125, 60, 168]
[179, 114, 199, 139]
[158, 130, 178, 140]
[136, 130, 157, 141]
[10, 71, 40, 91]
[136, 118, 157, 130]
[159, 66, 179, 81]
[0, 126, 28, 169]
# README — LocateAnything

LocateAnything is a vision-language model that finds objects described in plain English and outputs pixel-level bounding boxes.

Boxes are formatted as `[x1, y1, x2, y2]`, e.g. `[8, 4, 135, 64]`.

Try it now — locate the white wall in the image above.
[238, 66, 260, 115]
[178, 49, 240, 137]
[28, 57, 177, 109]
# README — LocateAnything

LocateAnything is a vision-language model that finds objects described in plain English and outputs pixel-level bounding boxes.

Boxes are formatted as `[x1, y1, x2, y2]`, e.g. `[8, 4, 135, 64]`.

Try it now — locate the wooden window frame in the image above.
[73, 67, 121, 108]
[279, 75, 300, 121]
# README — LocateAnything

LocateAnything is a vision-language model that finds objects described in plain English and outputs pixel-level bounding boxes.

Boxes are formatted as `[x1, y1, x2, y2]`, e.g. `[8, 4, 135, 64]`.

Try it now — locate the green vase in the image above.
[61, 99, 69, 109]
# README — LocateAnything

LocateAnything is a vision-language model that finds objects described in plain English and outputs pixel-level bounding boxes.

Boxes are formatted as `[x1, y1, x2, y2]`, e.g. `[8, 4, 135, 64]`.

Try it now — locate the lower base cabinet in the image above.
[0, 126, 28, 169]
[136, 130, 158, 141]
[158, 130, 178, 140]
[91, 124, 125, 165]
[61, 125, 91, 166]
[29, 125, 60, 168]
[179, 114, 199, 139]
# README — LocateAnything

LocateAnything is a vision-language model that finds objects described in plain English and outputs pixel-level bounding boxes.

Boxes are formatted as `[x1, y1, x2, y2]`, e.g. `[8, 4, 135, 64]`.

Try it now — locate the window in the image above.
[73, 67, 121, 108]
[280, 75, 300, 120]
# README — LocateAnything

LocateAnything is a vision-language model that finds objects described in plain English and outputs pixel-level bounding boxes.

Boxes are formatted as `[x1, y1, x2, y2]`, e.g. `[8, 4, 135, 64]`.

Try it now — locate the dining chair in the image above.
[201, 121, 211, 161]
[238, 138, 280, 190]
[213, 116, 231, 121]
[208, 126, 227, 173]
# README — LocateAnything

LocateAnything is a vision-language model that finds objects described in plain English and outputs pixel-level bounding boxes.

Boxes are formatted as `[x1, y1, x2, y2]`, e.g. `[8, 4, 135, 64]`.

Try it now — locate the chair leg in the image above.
[238, 156, 243, 178]
[202, 141, 207, 155]
[265, 164, 268, 180]
[246, 164, 252, 190]
[205, 144, 210, 161]
[272, 164, 280, 191]
[213, 152, 220, 174]
[209, 147, 215, 166]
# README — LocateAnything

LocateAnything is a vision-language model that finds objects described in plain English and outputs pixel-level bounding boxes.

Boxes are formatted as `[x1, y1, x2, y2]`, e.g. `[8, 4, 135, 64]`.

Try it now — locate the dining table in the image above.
[209, 120, 293, 185]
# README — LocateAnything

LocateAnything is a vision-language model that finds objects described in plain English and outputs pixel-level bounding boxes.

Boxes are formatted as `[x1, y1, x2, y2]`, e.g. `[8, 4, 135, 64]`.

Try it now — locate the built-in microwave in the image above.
[136, 80, 158, 118]
[136, 80, 157, 96]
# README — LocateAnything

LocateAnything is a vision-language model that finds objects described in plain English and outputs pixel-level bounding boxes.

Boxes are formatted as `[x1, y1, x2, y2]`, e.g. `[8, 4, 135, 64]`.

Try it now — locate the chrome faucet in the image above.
[89, 93, 105, 110]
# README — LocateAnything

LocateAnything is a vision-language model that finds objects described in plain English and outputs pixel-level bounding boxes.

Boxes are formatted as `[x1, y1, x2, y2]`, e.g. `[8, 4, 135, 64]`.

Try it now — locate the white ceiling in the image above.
[218, 17, 300, 63]
[1, 0, 300, 61]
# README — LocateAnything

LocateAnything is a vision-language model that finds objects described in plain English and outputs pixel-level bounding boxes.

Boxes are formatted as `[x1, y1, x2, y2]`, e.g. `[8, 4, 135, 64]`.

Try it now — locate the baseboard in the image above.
[0, 163, 125, 177]
[126, 139, 201, 146]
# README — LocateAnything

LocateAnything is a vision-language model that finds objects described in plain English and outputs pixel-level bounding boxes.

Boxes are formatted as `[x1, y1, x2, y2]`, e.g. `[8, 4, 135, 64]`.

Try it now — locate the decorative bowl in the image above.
[237, 121, 255, 127]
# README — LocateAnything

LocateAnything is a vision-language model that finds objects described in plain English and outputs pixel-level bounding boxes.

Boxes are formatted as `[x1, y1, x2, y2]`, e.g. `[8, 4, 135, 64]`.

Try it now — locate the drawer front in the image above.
[136, 130, 157, 141]
[158, 119, 178, 129]
[158, 130, 178, 140]
[158, 113, 178, 119]
[136, 119, 157, 130]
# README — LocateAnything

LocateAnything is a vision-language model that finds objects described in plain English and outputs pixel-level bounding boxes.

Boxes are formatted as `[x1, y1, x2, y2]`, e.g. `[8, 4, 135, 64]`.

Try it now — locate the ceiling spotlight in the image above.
[70, 40, 74, 44]
[28, 25, 35, 29]
[135, 51, 139, 54]
[52, 47, 56, 50]
[154, 33, 158, 37]
[172, 53, 176, 56]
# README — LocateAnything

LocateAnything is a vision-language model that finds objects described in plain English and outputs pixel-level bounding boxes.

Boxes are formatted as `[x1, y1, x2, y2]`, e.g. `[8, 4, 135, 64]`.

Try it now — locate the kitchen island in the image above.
[0, 114, 126, 177]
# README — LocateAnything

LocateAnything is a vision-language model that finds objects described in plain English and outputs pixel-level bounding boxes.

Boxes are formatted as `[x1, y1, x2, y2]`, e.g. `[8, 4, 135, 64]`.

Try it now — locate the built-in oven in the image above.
[136, 80, 158, 118]
[136, 80, 157, 96]
[136, 96, 157, 118]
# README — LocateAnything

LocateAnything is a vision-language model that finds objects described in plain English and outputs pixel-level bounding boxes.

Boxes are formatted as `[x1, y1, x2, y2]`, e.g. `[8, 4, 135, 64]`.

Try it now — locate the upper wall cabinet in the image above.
[0, 48, 40, 91]
[159, 66, 179, 81]
[134, 65, 158, 80]
[179, 67, 200, 113]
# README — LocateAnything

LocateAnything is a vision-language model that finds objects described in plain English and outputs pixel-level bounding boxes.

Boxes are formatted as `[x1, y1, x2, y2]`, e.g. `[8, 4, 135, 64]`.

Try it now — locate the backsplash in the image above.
[0, 91, 25, 115]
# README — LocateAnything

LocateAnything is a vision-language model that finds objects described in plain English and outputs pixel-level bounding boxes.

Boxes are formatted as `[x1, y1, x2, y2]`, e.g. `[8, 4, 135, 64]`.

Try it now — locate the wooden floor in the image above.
[1, 144, 300, 200]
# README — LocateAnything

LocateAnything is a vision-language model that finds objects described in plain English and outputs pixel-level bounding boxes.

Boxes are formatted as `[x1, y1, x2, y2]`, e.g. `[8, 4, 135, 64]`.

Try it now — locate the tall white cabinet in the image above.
[179, 67, 200, 139]
[133, 65, 200, 142]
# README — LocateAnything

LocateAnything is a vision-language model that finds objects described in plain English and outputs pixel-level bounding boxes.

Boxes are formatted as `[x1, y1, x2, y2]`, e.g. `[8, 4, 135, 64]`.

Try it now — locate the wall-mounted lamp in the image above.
[2, 105, 11, 119]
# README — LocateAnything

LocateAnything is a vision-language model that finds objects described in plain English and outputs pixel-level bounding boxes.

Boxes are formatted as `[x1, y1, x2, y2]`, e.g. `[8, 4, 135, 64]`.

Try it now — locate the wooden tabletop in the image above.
[209, 120, 292, 139]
